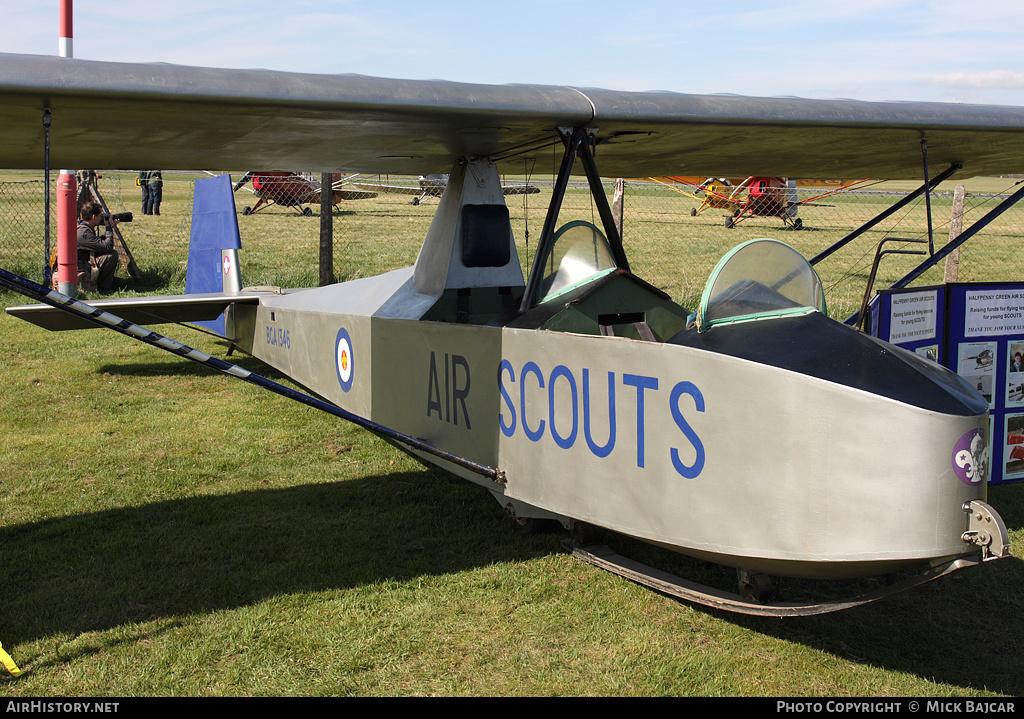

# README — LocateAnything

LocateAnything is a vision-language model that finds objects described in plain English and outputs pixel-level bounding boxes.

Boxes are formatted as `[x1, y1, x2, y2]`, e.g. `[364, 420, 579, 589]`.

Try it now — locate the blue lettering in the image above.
[521, 361, 545, 442]
[498, 360, 516, 437]
[265, 326, 291, 348]
[583, 369, 616, 458]
[498, 361, 705, 480]
[670, 381, 706, 478]
[623, 373, 658, 468]
[549, 365, 578, 449]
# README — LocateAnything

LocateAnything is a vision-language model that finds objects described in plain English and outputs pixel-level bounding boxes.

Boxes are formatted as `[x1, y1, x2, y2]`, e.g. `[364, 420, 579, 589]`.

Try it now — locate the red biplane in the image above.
[233, 171, 377, 216]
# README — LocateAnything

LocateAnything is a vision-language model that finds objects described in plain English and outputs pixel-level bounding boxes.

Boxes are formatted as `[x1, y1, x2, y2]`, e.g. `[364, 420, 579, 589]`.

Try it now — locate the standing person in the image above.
[138, 170, 151, 214]
[78, 202, 124, 293]
[148, 170, 163, 215]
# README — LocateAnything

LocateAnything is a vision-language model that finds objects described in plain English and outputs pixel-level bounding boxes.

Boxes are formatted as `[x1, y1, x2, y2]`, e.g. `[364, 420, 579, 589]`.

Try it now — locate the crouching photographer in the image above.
[77, 202, 128, 293]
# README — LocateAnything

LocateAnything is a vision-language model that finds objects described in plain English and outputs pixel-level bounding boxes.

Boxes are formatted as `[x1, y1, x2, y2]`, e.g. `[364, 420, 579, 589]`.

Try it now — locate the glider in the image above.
[1, 52, 1019, 615]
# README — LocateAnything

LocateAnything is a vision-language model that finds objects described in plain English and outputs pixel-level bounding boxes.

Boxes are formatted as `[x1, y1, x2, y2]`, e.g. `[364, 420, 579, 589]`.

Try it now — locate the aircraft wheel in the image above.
[690, 208, 697, 216]
[725, 216, 734, 229]
[242, 206, 251, 216]
[793, 218, 803, 230]
[412, 197, 420, 206]
[303, 207, 313, 216]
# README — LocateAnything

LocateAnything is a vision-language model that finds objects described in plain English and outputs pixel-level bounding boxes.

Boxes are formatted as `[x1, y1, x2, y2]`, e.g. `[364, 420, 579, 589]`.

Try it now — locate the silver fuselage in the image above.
[230, 264, 988, 580]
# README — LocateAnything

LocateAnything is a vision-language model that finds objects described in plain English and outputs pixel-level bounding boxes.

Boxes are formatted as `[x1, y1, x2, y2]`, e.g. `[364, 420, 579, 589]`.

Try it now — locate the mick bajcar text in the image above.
[777, 700, 1014, 713]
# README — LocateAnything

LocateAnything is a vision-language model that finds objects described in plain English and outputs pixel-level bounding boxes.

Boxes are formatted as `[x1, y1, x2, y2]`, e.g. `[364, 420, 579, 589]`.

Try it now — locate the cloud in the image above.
[929, 70, 1024, 89]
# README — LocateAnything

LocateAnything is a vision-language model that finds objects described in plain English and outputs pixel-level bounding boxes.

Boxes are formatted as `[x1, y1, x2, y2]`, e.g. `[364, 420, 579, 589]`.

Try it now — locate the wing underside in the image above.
[3, 53, 1024, 178]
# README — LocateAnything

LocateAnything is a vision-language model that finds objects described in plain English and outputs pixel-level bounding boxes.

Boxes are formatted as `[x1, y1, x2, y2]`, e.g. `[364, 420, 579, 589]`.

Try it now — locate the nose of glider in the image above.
[671, 312, 989, 417]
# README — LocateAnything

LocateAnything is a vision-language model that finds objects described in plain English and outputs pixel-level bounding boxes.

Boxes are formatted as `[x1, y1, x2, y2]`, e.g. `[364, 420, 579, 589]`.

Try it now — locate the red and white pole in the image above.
[58, 0, 72, 58]
[57, 0, 78, 296]
[56, 173, 77, 295]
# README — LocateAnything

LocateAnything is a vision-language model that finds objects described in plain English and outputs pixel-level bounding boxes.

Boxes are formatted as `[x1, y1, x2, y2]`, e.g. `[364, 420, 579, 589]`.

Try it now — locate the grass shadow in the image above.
[0, 470, 558, 647]
[96, 352, 293, 382]
[1, 446, 1021, 695]
[130, 263, 186, 292]
[729, 552, 1024, 696]
[605, 481, 1024, 695]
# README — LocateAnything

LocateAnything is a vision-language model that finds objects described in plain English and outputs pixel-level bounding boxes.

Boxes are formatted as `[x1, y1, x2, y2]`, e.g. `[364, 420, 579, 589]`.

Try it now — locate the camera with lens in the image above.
[102, 212, 133, 224]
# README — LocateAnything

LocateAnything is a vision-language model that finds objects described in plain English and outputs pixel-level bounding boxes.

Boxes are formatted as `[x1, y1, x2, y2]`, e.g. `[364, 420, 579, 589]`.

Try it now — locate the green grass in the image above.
[1, 172, 1024, 696]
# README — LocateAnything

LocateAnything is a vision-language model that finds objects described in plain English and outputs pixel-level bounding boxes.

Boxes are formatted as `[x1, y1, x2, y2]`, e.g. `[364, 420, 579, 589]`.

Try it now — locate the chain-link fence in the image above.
[611, 177, 1024, 320]
[2, 170, 1023, 322]
[0, 171, 195, 288]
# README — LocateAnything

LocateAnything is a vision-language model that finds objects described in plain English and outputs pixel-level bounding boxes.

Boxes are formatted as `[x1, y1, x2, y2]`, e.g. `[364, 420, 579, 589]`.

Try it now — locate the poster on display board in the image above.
[871, 283, 1024, 483]
[869, 286, 945, 365]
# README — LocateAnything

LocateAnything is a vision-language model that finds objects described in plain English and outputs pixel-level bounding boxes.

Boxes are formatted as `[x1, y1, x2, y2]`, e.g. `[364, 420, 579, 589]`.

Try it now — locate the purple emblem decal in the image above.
[952, 428, 988, 485]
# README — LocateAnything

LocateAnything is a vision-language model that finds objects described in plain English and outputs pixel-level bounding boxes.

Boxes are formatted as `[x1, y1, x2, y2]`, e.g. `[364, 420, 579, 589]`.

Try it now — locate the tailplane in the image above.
[4, 174, 257, 333]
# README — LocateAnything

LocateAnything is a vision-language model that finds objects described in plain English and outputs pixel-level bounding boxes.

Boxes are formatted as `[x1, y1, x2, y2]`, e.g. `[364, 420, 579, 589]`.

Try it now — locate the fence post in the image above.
[943, 184, 966, 283]
[613, 179, 625, 239]
[320, 173, 334, 286]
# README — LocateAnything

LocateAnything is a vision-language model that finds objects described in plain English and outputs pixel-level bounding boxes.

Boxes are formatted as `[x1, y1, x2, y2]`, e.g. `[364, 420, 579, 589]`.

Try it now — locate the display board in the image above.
[871, 283, 1024, 484]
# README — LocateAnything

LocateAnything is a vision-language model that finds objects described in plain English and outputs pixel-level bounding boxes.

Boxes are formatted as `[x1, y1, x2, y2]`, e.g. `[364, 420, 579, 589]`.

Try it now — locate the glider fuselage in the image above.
[227, 158, 992, 581]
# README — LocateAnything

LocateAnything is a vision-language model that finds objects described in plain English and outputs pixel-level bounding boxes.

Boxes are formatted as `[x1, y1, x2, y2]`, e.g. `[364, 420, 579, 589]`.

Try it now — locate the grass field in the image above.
[1, 171, 1023, 697]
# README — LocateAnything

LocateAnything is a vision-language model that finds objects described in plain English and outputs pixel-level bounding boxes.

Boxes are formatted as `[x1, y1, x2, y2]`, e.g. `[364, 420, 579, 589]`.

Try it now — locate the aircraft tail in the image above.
[5, 174, 255, 335]
[185, 174, 243, 335]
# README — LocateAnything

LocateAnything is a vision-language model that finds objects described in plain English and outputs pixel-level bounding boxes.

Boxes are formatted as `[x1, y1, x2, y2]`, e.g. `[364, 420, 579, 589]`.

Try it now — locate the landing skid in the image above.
[563, 541, 983, 617]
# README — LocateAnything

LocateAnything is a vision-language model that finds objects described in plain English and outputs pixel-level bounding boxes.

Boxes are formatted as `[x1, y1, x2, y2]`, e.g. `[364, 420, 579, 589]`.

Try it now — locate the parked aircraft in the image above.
[652, 176, 875, 229]
[233, 171, 377, 215]
[1, 52, 1018, 615]
[354, 173, 540, 205]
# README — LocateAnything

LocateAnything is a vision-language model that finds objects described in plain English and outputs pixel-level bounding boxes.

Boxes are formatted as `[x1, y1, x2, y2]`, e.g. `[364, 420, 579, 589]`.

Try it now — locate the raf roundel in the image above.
[335, 327, 354, 392]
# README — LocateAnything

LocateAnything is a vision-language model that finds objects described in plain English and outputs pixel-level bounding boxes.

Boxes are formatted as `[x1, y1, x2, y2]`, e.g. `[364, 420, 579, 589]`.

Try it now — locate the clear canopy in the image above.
[537, 221, 617, 303]
[698, 238, 826, 332]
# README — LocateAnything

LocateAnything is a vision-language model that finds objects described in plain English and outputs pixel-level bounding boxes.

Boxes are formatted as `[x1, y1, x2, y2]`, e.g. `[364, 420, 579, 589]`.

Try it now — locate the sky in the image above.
[3, 1, 1024, 106]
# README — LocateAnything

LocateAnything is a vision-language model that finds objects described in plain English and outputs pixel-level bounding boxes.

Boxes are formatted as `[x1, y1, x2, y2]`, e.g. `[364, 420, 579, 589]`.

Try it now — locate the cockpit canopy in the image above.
[697, 238, 826, 332]
[536, 221, 618, 304]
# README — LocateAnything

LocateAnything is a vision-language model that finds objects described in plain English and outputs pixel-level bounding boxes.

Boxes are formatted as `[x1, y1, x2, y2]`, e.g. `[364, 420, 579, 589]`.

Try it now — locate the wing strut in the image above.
[921, 137, 936, 255]
[843, 180, 1024, 326]
[519, 128, 629, 312]
[0, 266, 504, 484]
[809, 161, 962, 267]
[889, 180, 1024, 291]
